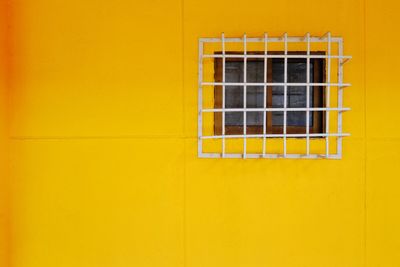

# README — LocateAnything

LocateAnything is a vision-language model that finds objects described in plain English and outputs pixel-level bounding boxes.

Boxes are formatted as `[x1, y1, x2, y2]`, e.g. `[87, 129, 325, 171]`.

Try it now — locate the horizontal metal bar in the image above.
[201, 133, 350, 139]
[203, 54, 351, 59]
[340, 58, 350, 65]
[202, 107, 350, 112]
[199, 152, 342, 159]
[320, 31, 331, 40]
[199, 36, 343, 43]
[202, 82, 351, 87]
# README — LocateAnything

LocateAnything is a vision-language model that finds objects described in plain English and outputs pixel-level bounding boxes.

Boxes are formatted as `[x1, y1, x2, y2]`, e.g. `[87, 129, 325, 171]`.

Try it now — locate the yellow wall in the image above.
[1, 0, 400, 266]
[1, 1, 11, 266]
[365, 1, 400, 266]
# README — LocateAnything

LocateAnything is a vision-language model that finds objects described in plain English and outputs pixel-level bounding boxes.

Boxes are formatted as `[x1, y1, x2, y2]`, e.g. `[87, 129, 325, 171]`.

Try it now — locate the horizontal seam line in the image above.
[10, 135, 186, 140]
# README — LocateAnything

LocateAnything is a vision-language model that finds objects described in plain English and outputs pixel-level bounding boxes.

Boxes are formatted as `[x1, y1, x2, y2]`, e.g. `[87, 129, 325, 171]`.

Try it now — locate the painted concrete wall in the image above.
[1, 0, 399, 266]
[1, 1, 11, 266]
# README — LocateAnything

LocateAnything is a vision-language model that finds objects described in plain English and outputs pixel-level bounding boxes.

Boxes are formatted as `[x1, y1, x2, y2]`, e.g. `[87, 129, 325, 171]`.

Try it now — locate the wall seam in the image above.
[181, 0, 187, 267]
[3, 0, 13, 266]
[10, 135, 185, 140]
[363, 0, 368, 266]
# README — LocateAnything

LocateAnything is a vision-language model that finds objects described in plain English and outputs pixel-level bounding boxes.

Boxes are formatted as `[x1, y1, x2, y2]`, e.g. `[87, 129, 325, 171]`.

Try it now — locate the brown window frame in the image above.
[214, 51, 326, 136]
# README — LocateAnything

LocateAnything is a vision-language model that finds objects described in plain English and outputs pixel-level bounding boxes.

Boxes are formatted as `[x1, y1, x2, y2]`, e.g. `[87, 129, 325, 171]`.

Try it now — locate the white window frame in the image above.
[198, 32, 351, 159]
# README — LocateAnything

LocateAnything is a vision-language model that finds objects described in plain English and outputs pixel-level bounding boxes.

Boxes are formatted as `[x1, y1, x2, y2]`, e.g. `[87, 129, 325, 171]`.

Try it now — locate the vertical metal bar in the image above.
[283, 33, 288, 157]
[325, 32, 331, 157]
[198, 40, 204, 156]
[221, 33, 226, 157]
[243, 33, 247, 158]
[306, 33, 310, 155]
[337, 38, 343, 158]
[263, 33, 268, 157]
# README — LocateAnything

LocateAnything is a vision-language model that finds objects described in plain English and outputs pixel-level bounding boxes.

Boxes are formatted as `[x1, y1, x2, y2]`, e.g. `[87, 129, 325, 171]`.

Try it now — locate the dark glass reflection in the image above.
[225, 60, 264, 126]
[271, 59, 314, 126]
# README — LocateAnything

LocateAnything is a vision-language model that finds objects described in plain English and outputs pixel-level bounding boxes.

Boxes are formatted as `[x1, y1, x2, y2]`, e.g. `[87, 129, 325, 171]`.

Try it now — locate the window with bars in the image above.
[198, 33, 351, 159]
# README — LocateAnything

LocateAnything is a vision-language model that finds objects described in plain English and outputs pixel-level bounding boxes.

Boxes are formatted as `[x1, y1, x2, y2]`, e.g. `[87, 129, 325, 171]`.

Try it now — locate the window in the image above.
[198, 33, 351, 159]
[214, 52, 325, 135]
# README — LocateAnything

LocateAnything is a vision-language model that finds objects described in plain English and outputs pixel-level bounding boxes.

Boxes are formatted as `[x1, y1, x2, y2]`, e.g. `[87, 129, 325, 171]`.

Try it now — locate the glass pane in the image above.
[224, 60, 265, 126]
[225, 112, 243, 126]
[246, 61, 264, 125]
[225, 60, 244, 126]
[247, 112, 263, 126]
[271, 59, 314, 127]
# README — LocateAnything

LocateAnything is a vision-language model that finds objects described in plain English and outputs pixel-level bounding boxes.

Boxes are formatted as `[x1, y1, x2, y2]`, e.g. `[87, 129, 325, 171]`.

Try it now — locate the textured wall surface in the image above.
[1, 1, 11, 266]
[0, 0, 399, 266]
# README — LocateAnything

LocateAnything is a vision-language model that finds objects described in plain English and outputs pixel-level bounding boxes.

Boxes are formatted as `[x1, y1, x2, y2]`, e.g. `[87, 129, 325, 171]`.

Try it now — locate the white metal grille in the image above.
[198, 32, 351, 159]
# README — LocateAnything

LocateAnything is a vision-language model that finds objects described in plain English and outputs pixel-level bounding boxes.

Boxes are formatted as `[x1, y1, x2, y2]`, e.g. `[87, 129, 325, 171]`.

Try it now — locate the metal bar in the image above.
[283, 33, 288, 157]
[198, 34, 351, 159]
[320, 32, 330, 39]
[337, 39, 344, 158]
[202, 82, 351, 87]
[199, 36, 344, 43]
[306, 32, 310, 155]
[222, 33, 226, 157]
[201, 133, 350, 139]
[198, 40, 204, 156]
[340, 58, 350, 65]
[203, 54, 351, 59]
[325, 32, 331, 156]
[199, 153, 343, 159]
[202, 107, 350, 112]
[263, 33, 268, 157]
[243, 33, 247, 158]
